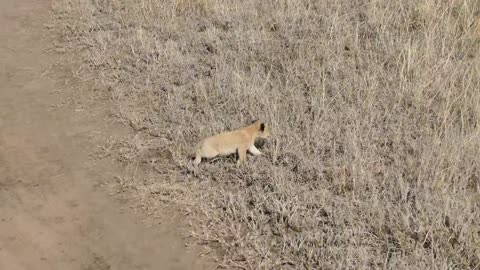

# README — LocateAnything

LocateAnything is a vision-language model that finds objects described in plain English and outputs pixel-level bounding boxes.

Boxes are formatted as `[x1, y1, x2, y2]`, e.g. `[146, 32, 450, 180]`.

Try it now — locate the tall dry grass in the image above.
[52, 0, 480, 269]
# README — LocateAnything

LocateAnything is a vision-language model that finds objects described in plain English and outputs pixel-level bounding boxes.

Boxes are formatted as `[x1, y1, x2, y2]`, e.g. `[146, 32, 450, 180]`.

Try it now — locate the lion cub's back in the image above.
[203, 129, 249, 154]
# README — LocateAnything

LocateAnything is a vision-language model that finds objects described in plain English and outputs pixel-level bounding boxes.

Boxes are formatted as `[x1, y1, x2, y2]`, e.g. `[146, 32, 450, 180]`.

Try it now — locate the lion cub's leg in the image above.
[194, 153, 202, 165]
[194, 148, 205, 165]
[248, 145, 262, 156]
[237, 146, 247, 166]
[194, 144, 220, 166]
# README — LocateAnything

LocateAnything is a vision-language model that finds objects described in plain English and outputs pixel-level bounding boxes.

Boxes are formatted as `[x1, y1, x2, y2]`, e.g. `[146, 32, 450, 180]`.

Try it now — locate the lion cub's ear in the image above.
[259, 122, 270, 138]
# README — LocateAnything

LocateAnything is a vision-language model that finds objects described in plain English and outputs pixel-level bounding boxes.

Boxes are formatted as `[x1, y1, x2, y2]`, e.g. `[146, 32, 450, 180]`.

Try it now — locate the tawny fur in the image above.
[194, 120, 270, 166]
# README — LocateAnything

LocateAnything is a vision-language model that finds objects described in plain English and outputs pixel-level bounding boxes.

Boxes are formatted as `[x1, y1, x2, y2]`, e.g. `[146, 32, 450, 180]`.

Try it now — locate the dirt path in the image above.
[0, 1, 209, 269]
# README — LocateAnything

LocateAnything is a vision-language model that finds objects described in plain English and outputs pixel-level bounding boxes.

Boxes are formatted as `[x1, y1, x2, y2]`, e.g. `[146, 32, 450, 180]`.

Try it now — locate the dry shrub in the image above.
[52, 0, 480, 269]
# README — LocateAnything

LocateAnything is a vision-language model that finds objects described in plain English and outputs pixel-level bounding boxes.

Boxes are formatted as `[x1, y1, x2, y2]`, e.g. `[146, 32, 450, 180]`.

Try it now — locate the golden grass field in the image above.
[52, 0, 480, 269]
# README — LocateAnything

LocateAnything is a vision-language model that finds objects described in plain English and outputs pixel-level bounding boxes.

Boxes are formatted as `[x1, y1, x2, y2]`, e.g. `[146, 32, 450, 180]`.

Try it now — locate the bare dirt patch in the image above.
[51, 0, 480, 269]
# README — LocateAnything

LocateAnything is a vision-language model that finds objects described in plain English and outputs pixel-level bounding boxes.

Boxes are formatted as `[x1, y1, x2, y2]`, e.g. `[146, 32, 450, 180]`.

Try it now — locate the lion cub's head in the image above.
[251, 120, 271, 139]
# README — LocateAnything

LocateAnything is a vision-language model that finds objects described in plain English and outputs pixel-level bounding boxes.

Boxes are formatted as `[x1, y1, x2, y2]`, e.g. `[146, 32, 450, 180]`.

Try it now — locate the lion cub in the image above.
[194, 120, 270, 165]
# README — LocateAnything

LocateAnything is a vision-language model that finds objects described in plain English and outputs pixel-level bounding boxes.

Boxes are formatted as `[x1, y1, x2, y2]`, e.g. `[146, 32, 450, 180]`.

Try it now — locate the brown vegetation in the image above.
[52, 0, 480, 269]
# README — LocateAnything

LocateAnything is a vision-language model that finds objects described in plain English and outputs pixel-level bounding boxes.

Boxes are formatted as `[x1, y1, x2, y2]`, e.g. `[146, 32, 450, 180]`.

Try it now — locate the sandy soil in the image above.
[0, 0, 210, 269]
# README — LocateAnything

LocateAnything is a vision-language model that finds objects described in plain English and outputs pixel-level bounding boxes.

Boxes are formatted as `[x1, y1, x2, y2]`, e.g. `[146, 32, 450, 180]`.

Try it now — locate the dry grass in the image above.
[51, 0, 480, 269]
